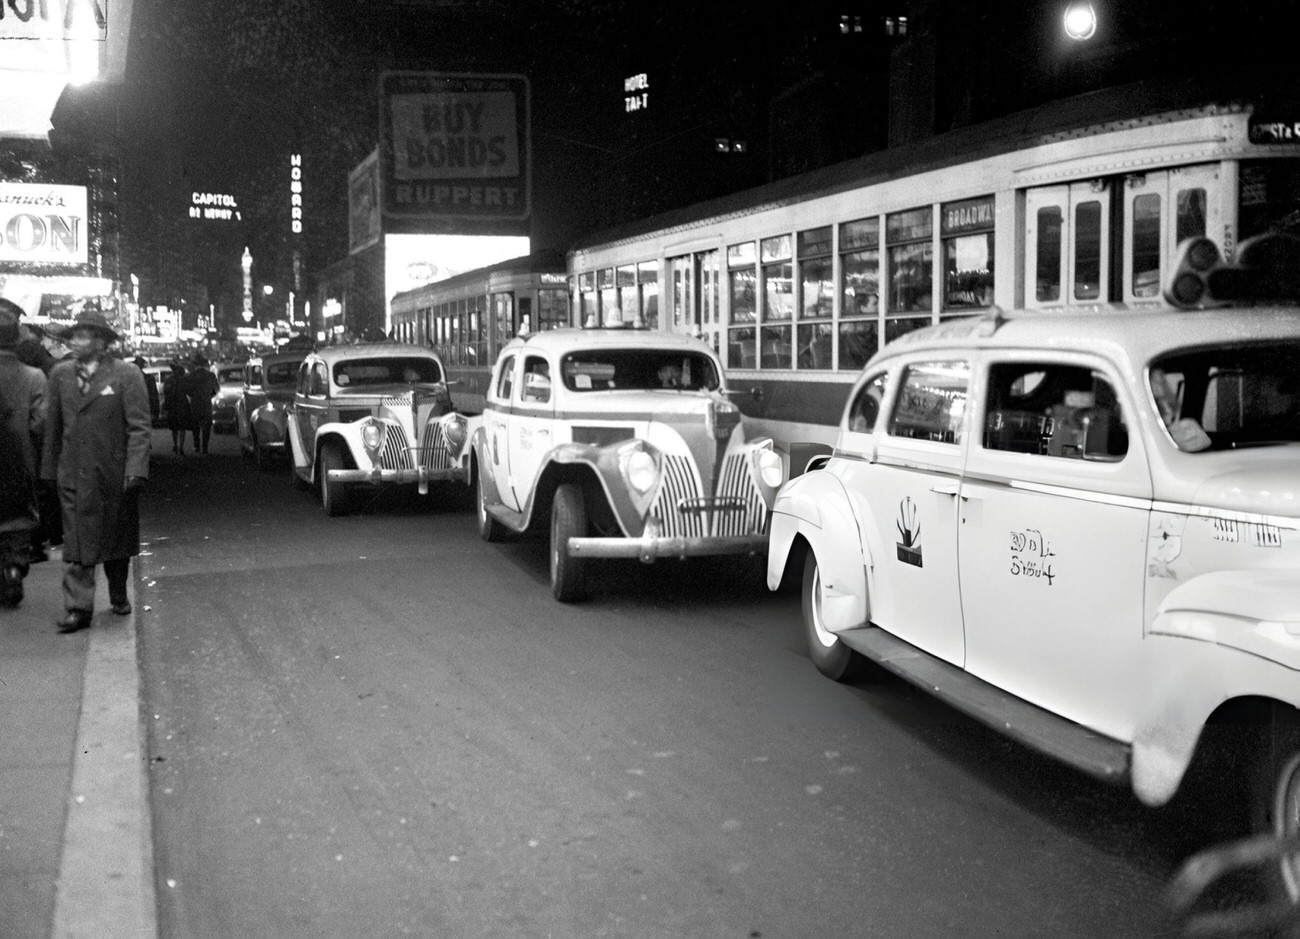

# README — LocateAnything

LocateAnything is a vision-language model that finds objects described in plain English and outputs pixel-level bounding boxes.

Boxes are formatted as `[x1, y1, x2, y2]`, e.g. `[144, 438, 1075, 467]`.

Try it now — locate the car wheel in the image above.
[550, 483, 587, 602]
[1250, 712, 1300, 900]
[475, 464, 506, 542]
[802, 550, 871, 682]
[319, 442, 350, 516]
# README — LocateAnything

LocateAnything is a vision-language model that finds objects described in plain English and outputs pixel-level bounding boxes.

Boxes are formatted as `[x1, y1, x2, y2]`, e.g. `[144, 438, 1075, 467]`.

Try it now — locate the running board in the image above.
[838, 625, 1131, 785]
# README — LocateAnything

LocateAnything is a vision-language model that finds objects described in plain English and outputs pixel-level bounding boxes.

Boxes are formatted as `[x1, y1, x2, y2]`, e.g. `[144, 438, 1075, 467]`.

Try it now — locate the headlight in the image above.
[756, 446, 784, 489]
[442, 414, 467, 452]
[623, 446, 659, 495]
[361, 419, 384, 453]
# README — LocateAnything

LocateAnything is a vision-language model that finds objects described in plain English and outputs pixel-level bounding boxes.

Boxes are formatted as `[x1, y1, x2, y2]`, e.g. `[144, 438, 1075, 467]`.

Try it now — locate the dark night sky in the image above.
[47, 0, 1296, 316]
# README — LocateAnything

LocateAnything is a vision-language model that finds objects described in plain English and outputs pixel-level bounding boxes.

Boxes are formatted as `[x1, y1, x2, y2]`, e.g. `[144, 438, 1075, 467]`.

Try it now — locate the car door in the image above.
[506, 353, 555, 509]
[484, 353, 518, 509]
[848, 357, 970, 666]
[294, 359, 329, 474]
[957, 354, 1152, 740]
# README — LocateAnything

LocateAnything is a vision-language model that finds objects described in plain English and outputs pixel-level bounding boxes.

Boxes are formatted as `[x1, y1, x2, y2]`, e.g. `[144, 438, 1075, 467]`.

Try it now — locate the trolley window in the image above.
[728, 242, 758, 368]
[887, 207, 933, 316]
[941, 195, 995, 313]
[638, 261, 659, 329]
[840, 216, 880, 370]
[798, 226, 833, 370]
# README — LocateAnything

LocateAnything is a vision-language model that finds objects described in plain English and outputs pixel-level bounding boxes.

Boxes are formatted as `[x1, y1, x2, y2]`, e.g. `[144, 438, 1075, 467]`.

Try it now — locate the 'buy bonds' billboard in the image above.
[379, 72, 530, 235]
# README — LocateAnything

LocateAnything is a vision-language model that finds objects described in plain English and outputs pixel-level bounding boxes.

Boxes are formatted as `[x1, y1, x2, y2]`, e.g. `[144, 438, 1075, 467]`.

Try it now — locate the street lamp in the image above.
[1063, 2, 1098, 40]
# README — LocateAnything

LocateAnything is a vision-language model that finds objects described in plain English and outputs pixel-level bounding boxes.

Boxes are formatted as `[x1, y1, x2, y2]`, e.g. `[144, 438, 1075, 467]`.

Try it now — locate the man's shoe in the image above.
[1, 566, 22, 607]
[111, 600, 132, 616]
[56, 611, 92, 633]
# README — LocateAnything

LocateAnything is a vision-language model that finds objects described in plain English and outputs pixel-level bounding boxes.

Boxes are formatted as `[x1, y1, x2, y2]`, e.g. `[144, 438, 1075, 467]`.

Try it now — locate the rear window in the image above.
[559, 349, 720, 392]
[218, 366, 243, 383]
[333, 357, 443, 387]
[264, 361, 299, 386]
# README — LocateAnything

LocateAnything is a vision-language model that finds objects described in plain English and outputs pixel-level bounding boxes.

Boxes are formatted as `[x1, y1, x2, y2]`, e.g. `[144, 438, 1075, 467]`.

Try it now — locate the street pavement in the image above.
[0, 545, 155, 939]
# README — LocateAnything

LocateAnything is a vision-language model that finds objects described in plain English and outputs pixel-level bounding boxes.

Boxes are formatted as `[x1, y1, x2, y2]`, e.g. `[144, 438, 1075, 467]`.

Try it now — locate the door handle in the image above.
[930, 483, 964, 499]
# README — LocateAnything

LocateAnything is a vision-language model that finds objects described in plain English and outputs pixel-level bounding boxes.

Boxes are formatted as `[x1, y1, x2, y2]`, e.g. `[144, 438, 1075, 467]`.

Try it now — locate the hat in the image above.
[0, 305, 18, 349]
[60, 309, 120, 343]
[191, 353, 209, 366]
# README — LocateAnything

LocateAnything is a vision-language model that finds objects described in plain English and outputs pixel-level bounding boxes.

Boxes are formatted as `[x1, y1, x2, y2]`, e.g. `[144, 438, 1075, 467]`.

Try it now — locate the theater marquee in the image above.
[0, 182, 88, 265]
[379, 72, 530, 234]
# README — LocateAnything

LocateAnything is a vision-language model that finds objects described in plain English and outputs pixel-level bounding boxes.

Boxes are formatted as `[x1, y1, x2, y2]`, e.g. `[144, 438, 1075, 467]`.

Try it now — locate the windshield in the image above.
[263, 361, 299, 387]
[333, 356, 442, 386]
[218, 366, 243, 383]
[1149, 341, 1300, 451]
[559, 349, 720, 392]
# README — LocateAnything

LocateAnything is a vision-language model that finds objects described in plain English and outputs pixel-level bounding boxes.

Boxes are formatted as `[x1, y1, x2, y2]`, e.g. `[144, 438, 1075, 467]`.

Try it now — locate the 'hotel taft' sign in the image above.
[379, 72, 530, 233]
[0, 182, 87, 265]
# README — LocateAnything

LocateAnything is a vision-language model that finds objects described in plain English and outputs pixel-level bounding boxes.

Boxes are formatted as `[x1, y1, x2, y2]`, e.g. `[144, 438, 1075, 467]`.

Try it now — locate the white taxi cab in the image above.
[286, 341, 469, 515]
[766, 235, 1300, 874]
[469, 327, 784, 601]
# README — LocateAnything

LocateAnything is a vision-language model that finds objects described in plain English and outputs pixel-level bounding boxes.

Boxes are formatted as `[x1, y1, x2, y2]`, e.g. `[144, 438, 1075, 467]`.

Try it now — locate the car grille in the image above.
[651, 452, 766, 538]
[371, 422, 453, 472]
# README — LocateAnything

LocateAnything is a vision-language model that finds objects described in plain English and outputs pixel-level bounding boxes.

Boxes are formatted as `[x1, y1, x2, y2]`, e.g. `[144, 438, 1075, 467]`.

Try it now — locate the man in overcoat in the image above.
[0, 302, 46, 607]
[41, 308, 151, 632]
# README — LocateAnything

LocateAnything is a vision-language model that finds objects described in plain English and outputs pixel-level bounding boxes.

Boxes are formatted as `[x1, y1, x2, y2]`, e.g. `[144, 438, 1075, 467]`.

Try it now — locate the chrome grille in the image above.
[650, 452, 766, 537]
[379, 426, 413, 470]
[420, 422, 453, 471]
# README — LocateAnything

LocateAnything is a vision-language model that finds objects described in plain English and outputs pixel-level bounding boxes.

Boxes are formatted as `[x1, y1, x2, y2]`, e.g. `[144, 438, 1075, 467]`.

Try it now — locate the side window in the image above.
[983, 362, 1128, 461]
[847, 371, 889, 433]
[521, 355, 551, 404]
[888, 360, 969, 444]
[296, 362, 310, 395]
[495, 354, 516, 400]
[310, 363, 328, 396]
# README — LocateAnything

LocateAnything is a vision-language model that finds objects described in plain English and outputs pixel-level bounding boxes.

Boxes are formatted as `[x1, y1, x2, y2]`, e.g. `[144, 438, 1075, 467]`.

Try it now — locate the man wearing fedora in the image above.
[41, 307, 151, 633]
[0, 301, 47, 607]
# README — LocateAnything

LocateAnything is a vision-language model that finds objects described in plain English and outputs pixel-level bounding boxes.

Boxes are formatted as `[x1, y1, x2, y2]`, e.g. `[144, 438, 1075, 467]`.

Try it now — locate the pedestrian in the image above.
[0, 299, 60, 562]
[40, 307, 150, 633]
[162, 361, 191, 454]
[0, 302, 47, 607]
[183, 353, 219, 455]
[133, 355, 161, 425]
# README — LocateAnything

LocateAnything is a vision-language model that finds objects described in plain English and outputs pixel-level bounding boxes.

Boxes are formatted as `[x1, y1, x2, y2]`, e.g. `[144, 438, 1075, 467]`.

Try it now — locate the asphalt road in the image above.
[135, 429, 1194, 938]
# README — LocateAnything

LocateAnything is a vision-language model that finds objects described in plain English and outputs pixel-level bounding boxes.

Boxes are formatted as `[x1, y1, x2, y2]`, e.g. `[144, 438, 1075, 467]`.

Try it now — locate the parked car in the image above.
[286, 341, 469, 515]
[237, 349, 309, 468]
[467, 327, 784, 601]
[211, 361, 245, 433]
[766, 234, 1300, 872]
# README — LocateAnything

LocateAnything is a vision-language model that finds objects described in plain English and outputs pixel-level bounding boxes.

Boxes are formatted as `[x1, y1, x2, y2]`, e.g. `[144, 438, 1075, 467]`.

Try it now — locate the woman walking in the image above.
[162, 361, 192, 454]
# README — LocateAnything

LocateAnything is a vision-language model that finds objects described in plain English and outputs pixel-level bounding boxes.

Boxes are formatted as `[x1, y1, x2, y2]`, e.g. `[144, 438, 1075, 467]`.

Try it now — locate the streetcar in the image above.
[389, 250, 571, 413]
[566, 84, 1300, 453]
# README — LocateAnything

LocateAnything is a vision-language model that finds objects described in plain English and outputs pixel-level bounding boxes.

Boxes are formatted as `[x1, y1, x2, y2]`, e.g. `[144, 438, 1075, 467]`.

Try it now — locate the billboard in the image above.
[348, 149, 381, 255]
[0, 182, 88, 264]
[379, 72, 530, 234]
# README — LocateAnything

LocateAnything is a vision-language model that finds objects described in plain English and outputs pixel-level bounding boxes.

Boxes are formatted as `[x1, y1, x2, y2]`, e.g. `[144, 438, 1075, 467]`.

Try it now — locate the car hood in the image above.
[1191, 461, 1300, 519]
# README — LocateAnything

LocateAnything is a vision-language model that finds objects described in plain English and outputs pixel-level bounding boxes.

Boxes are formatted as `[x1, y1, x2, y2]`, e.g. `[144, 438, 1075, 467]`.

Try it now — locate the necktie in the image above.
[76, 365, 91, 395]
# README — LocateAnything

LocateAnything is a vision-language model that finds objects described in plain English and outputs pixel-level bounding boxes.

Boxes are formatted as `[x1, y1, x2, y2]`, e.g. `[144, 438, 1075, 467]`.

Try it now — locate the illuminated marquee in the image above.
[289, 153, 304, 235]
[188, 191, 241, 222]
[623, 73, 649, 113]
[0, 182, 87, 264]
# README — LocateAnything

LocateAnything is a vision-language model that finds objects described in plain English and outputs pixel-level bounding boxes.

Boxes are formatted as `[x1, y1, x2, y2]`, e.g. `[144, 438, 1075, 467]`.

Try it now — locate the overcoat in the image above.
[41, 355, 151, 565]
[0, 349, 46, 534]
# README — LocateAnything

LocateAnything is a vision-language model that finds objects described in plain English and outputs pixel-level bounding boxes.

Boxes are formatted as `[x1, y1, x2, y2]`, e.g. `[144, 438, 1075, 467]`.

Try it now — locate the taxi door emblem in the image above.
[896, 496, 922, 567]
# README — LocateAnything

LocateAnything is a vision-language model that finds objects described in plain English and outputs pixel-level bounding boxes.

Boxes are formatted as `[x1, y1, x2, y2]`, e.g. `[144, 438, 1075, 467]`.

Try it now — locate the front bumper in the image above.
[568, 517, 767, 563]
[327, 466, 466, 487]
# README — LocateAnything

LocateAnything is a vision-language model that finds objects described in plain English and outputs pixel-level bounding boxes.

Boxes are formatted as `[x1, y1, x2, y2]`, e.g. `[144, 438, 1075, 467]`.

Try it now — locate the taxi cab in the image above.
[766, 235, 1300, 873]
[236, 347, 310, 468]
[286, 341, 469, 515]
[468, 327, 784, 601]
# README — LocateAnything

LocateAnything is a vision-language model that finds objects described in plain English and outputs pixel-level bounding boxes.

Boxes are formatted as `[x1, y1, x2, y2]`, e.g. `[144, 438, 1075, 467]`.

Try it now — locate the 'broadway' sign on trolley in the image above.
[379, 72, 531, 235]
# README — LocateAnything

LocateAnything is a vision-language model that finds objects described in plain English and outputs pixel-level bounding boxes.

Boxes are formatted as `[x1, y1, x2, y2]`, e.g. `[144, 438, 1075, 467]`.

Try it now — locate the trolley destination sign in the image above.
[379, 72, 531, 233]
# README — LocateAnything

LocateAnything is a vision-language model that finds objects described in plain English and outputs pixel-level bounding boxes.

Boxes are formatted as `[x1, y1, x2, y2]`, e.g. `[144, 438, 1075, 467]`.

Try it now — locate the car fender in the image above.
[286, 411, 308, 469]
[1127, 573, 1300, 806]
[767, 469, 870, 632]
[250, 404, 288, 446]
[472, 436, 506, 508]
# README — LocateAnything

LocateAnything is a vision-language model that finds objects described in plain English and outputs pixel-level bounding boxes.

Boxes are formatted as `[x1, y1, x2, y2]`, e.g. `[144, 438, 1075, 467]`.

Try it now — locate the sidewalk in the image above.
[0, 548, 156, 939]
